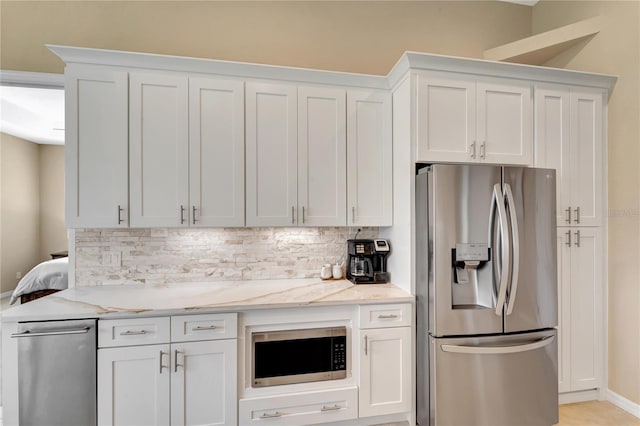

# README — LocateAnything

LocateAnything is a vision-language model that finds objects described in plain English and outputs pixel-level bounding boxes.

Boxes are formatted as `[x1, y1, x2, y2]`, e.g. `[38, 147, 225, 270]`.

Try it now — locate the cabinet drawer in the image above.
[239, 386, 357, 425]
[98, 317, 170, 348]
[359, 304, 412, 329]
[171, 313, 237, 342]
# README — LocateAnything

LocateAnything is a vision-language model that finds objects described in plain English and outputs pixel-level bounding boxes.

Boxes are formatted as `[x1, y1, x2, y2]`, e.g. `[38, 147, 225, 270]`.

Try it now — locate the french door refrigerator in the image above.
[416, 164, 558, 426]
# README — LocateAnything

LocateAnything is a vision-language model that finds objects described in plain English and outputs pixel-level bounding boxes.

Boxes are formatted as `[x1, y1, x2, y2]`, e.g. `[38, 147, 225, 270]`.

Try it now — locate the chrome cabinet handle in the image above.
[575, 230, 581, 247]
[291, 206, 295, 224]
[574, 206, 580, 224]
[480, 142, 486, 159]
[352, 206, 355, 223]
[321, 404, 343, 412]
[174, 349, 183, 373]
[469, 142, 476, 159]
[565, 207, 572, 224]
[180, 205, 185, 224]
[192, 325, 217, 331]
[377, 314, 399, 319]
[192, 206, 197, 224]
[12, 327, 90, 338]
[159, 351, 169, 374]
[120, 330, 149, 336]
[364, 335, 368, 356]
[302, 206, 305, 224]
[117, 205, 125, 224]
[565, 230, 571, 247]
[260, 412, 283, 419]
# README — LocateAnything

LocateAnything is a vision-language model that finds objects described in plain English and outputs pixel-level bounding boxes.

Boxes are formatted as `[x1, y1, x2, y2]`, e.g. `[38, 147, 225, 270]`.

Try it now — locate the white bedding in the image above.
[10, 257, 69, 304]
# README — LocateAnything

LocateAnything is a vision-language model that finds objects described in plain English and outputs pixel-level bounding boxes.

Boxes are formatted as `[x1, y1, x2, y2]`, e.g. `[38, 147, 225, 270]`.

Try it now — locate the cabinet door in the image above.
[359, 327, 411, 417]
[298, 87, 346, 226]
[556, 229, 572, 393]
[477, 81, 532, 165]
[65, 66, 129, 228]
[98, 344, 170, 426]
[416, 74, 476, 162]
[246, 82, 298, 226]
[570, 227, 603, 391]
[535, 88, 571, 226]
[130, 73, 189, 227]
[171, 340, 237, 426]
[570, 91, 603, 227]
[189, 78, 245, 227]
[347, 89, 392, 226]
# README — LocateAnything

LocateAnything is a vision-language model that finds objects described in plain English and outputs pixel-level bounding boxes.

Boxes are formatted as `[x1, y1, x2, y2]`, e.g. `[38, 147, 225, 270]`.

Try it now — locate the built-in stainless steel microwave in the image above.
[252, 327, 347, 387]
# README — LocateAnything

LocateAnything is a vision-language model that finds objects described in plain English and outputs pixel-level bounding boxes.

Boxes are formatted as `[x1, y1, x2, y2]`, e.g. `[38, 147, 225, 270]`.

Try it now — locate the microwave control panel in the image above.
[333, 337, 347, 370]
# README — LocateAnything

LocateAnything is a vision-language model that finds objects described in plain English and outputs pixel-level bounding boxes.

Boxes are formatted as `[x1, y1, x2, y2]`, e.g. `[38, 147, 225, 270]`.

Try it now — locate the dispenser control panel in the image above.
[455, 243, 489, 262]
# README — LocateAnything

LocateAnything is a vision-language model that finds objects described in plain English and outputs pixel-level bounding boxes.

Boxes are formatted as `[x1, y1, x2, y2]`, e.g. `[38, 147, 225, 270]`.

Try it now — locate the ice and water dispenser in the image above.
[451, 243, 494, 310]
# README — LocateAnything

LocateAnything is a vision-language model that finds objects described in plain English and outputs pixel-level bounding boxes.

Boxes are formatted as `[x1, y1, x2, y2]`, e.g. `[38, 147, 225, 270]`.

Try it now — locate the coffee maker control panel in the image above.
[374, 239, 390, 252]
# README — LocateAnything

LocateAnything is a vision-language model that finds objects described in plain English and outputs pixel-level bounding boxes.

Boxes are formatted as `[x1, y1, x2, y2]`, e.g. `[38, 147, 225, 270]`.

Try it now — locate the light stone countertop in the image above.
[1, 278, 413, 322]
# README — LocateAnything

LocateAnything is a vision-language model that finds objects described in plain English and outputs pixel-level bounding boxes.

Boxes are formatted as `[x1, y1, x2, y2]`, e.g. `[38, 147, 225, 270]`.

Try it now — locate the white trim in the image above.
[0, 70, 64, 88]
[607, 389, 640, 418]
[559, 389, 601, 404]
[0, 290, 13, 299]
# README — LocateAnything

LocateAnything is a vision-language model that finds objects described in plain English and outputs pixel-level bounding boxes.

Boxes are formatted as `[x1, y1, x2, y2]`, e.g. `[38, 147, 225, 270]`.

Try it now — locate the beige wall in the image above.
[1, 1, 531, 75]
[533, 0, 640, 405]
[0, 133, 41, 294]
[39, 145, 66, 259]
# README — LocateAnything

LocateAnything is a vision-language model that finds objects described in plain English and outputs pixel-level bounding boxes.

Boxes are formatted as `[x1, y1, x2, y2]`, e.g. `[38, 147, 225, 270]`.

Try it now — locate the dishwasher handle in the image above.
[12, 326, 91, 338]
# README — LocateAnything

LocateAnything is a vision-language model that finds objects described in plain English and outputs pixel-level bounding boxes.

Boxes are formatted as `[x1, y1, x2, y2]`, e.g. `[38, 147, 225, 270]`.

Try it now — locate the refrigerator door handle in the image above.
[440, 335, 555, 355]
[504, 183, 520, 315]
[492, 183, 511, 316]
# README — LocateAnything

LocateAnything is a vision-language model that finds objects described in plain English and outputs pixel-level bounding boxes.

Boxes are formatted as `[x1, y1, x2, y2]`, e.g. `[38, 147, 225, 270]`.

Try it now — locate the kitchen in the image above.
[0, 1, 639, 426]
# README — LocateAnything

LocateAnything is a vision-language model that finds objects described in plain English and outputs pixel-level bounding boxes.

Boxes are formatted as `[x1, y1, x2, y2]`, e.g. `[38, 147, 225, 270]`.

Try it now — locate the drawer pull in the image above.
[192, 325, 218, 331]
[120, 330, 149, 336]
[321, 404, 343, 412]
[377, 314, 399, 319]
[260, 411, 283, 419]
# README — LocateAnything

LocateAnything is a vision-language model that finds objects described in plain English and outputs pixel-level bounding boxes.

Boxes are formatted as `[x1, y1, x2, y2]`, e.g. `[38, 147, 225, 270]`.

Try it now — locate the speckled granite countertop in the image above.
[1, 278, 413, 322]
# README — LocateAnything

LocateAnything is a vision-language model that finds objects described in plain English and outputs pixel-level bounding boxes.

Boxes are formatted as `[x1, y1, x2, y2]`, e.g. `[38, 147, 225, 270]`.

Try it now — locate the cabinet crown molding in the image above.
[47, 45, 617, 93]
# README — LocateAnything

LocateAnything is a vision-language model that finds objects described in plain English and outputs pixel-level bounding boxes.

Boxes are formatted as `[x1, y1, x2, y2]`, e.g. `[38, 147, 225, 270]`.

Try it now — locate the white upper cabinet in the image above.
[245, 82, 298, 227]
[347, 90, 393, 227]
[298, 87, 347, 226]
[65, 66, 129, 228]
[476, 81, 532, 165]
[129, 72, 190, 227]
[416, 72, 532, 166]
[189, 78, 245, 227]
[535, 87, 603, 227]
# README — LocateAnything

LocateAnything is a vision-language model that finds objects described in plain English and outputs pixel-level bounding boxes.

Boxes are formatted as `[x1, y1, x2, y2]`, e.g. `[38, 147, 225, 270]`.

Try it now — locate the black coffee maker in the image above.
[346, 239, 390, 284]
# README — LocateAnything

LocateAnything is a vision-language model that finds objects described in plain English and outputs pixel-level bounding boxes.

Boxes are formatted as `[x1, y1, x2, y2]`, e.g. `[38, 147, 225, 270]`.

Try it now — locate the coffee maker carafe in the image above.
[346, 239, 390, 284]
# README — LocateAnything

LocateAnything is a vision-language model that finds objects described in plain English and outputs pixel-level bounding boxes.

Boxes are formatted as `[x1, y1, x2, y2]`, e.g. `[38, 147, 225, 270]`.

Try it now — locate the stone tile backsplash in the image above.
[74, 227, 378, 286]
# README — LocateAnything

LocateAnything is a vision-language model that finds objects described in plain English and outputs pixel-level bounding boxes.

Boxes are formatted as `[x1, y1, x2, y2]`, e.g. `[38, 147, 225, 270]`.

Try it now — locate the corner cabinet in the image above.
[65, 66, 129, 228]
[416, 72, 532, 165]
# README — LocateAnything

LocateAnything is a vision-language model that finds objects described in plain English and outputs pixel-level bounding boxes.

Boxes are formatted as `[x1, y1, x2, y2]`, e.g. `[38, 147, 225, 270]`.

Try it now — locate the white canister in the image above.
[332, 264, 343, 279]
[321, 264, 333, 280]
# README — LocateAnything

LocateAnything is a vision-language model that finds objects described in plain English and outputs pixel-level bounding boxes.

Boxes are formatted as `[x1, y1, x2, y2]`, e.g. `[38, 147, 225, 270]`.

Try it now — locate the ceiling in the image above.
[0, 71, 65, 145]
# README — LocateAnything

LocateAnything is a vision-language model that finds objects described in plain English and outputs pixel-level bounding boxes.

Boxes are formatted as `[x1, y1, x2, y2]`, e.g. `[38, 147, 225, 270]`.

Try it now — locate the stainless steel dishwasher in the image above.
[13, 319, 97, 426]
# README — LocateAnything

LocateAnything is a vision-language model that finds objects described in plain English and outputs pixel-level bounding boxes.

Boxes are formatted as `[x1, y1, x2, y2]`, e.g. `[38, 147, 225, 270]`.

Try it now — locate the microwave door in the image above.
[425, 164, 504, 337]
[502, 167, 558, 333]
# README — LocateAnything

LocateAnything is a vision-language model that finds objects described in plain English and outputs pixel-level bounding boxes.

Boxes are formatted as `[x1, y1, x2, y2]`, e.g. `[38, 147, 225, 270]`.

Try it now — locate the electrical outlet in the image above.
[16, 271, 22, 279]
[102, 252, 122, 267]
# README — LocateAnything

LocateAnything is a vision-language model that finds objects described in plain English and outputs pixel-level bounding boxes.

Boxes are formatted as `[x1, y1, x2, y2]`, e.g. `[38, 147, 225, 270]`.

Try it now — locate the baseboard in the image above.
[559, 389, 601, 404]
[607, 389, 640, 419]
[0, 290, 12, 299]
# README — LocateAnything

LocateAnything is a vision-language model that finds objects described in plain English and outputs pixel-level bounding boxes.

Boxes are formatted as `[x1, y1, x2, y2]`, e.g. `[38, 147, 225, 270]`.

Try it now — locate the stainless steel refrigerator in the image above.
[416, 164, 559, 426]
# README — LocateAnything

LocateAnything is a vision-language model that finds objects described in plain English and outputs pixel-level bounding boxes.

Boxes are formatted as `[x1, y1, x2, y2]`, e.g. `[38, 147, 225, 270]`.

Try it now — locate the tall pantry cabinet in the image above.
[535, 86, 606, 395]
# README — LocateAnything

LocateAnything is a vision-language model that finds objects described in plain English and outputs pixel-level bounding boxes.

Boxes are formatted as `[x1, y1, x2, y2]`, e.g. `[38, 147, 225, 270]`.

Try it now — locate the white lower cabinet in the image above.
[239, 387, 358, 425]
[98, 314, 237, 426]
[358, 327, 412, 417]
